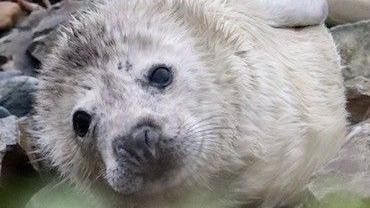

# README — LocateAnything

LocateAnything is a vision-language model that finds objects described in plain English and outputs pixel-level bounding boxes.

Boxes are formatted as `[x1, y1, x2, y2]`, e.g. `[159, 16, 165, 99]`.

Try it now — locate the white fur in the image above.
[34, 0, 347, 207]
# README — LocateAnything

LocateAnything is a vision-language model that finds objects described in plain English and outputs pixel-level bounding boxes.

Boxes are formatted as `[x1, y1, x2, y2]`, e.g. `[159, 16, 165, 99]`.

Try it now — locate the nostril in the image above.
[143, 129, 159, 149]
[134, 126, 159, 145]
[133, 125, 160, 159]
[144, 129, 151, 146]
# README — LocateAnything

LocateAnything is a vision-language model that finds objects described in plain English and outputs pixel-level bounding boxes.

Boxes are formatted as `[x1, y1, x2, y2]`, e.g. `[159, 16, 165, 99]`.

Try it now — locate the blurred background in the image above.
[0, 0, 369, 207]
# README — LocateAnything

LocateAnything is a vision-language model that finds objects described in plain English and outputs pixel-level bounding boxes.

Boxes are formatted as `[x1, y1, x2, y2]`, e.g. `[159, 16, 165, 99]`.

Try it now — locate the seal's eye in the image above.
[73, 110, 91, 137]
[148, 66, 173, 88]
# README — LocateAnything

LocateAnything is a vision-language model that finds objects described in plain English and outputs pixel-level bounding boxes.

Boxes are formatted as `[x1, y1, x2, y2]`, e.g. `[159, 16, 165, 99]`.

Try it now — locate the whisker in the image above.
[183, 121, 226, 135]
[185, 127, 233, 138]
[181, 114, 227, 133]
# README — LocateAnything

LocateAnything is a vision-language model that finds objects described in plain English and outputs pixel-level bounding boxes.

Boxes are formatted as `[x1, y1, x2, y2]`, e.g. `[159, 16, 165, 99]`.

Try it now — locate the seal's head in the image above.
[35, 1, 240, 196]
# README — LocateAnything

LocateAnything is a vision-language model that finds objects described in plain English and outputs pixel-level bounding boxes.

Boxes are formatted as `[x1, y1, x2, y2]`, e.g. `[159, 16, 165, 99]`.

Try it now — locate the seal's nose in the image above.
[114, 125, 160, 164]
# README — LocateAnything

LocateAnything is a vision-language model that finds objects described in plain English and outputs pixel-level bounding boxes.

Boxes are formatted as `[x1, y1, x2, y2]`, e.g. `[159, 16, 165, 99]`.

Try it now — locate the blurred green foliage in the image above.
[0, 175, 369, 208]
[305, 192, 370, 208]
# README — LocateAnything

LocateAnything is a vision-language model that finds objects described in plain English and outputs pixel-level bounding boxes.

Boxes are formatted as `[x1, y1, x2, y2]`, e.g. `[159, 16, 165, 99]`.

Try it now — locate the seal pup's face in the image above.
[37, 2, 239, 197]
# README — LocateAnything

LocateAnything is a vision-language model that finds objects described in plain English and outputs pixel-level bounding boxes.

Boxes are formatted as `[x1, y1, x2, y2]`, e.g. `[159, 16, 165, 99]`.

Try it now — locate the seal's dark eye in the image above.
[73, 110, 91, 137]
[148, 66, 173, 88]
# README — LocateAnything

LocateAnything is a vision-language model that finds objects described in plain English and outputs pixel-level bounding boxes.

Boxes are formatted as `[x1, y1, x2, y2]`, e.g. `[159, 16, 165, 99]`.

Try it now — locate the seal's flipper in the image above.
[257, 0, 328, 27]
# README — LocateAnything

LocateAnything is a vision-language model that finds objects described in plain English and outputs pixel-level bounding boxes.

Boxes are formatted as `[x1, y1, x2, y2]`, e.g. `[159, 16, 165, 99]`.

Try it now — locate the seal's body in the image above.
[34, 0, 347, 207]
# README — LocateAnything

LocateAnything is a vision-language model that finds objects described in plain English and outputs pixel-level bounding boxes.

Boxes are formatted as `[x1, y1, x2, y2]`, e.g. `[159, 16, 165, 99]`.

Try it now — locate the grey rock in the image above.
[0, 76, 39, 117]
[0, 36, 10, 69]
[345, 76, 370, 99]
[25, 2, 76, 65]
[28, 29, 59, 64]
[0, 116, 20, 174]
[305, 119, 370, 204]
[0, 54, 7, 66]
[331, 20, 370, 81]
[0, 24, 36, 75]
[0, 0, 87, 75]
[0, 107, 11, 118]
[327, 0, 370, 26]
[0, 71, 22, 81]
[331, 20, 370, 123]
[0, 116, 19, 146]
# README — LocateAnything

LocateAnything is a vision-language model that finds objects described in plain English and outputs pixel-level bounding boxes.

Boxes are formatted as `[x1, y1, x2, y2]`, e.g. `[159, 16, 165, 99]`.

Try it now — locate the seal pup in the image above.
[33, 0, 347, 207]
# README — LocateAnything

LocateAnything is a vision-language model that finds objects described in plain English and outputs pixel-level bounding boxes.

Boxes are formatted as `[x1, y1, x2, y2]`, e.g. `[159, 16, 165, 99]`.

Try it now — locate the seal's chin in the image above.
[106, 165, 186, 196]
[106, 168, 145, 195]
